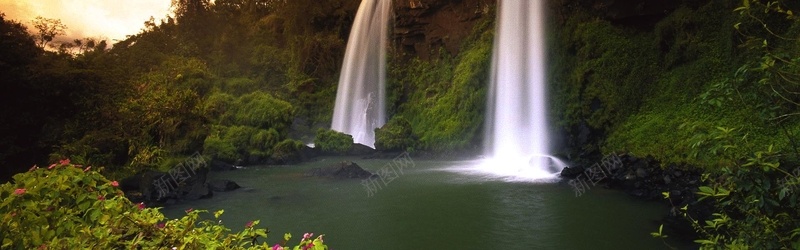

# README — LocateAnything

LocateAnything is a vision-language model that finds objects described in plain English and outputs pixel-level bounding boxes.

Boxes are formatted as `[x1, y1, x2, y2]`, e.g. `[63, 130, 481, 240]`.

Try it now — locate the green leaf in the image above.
[699, 186, 714, 194]
[779, 188, 789, 200]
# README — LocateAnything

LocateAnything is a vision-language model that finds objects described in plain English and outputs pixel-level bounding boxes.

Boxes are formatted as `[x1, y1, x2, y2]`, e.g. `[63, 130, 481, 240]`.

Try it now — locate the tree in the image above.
[31, 16, 67, 49]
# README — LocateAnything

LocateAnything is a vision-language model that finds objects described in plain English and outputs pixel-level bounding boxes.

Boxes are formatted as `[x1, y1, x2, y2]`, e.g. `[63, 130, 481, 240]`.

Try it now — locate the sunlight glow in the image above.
[0, 0, 172, 42]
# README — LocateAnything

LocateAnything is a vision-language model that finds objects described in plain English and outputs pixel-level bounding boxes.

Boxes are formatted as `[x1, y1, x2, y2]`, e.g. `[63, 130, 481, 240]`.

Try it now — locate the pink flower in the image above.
[59, 159, 70, 166]
[83, 166, 91, 172]
[14, 188, 25, 196]
[303, 233, 313, 240]
[48, 164, 56, 170]
[185, 208, 193, 213]
[272, 244, 282, 250]
[245, 221, 254, 228]
[137, 202, 145, 210]
[110, 181, 119, 187]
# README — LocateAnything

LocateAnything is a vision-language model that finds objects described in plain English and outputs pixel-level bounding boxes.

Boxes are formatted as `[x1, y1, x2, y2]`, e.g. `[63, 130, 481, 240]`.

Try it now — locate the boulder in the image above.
[348, 143, 376, 156]
[306, 161, 374, 179]
[123, 166, 214, 203]
[209, 179, 241, 192]
[559, 166, 586, 179]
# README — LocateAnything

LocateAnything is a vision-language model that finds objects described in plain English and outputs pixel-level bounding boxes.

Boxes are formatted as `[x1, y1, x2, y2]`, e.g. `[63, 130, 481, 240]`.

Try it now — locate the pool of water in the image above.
[162, 157, 683, 249]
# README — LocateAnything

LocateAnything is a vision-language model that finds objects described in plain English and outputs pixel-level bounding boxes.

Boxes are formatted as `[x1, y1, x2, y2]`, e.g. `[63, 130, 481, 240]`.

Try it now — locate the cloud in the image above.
[0, 0, 172, 42]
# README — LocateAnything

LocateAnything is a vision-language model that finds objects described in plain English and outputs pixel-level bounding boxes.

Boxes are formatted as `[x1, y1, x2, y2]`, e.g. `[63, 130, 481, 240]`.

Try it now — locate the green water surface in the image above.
[162, 157, 685, 249]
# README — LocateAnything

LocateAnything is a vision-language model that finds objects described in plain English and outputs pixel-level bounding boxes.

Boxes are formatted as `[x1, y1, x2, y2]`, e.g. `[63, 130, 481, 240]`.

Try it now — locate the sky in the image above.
[0, 0, 172, 43]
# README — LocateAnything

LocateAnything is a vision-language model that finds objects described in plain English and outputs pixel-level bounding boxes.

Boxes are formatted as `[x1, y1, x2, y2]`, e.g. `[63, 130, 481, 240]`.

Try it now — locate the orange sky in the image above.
[0, 0, 172, 43]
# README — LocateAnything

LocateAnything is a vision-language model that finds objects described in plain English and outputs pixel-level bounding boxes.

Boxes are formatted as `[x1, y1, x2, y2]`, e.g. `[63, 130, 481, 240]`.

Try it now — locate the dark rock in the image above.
[299, 145, 320, 160]
[635, 167, 649, 178]
[209, 179, 241, 192]
[560, 166, 586, 179]
[126, 167, 214, 203]
[210, 160, 236, 171]
[559, 151, 707, 245]
[565, 0, 679, 28]
[348, 143, 376, 156]
[175, 167, 213, 200]
[306, 161, 374, 179]
[393, 0, 494, 60]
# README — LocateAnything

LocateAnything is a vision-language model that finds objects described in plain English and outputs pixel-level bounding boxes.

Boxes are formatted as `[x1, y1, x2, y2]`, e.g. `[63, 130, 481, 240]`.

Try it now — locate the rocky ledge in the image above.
[121, 167, 242, 205]
[560, 153, 712, 242]
[305, 161, 374, 179]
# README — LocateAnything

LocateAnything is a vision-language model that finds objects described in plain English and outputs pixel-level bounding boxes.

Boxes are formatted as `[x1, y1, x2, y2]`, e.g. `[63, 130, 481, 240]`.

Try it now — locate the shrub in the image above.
[231, 92, 294, 132]
[203, 125, 286, 164]
[0, 160, 328, 249]
[314, 129, 353, 154]
[271, 139, 305, 164]
[374, 116, 415, 152]
[656, 146, 800, 249]
[203, 135, 238, 163]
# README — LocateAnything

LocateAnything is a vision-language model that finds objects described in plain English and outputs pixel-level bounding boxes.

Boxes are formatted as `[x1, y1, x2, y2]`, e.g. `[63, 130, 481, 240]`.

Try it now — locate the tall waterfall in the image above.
[483, 0, 564, 179]
[331, 0, 392, 148]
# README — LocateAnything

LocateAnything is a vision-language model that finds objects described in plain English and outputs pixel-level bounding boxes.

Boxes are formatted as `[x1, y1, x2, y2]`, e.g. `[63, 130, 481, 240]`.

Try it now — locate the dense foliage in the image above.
[374, 116, 416, 152]
[550, 0, 800, 247]
[313, 128, 353, 154]
[387, 16, 494, 152]
[3, 0, 800, 247]
[0, 160, 328, 249]
[0, 0, 361, 180]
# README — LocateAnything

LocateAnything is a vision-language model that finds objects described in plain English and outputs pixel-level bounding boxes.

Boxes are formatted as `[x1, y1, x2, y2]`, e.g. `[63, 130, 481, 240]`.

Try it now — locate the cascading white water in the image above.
[331, 0, 392, 148]
[481, 0, 564, 180]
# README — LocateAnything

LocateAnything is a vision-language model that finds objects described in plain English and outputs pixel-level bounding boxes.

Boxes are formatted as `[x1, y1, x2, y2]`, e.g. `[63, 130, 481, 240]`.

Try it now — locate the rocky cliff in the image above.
[393, 0, 494, 60]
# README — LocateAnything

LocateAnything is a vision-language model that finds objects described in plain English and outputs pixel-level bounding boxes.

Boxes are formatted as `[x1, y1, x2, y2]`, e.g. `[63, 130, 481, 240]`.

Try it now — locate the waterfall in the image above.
[331, 0, 392, 148]
[482, 0, 564, 179]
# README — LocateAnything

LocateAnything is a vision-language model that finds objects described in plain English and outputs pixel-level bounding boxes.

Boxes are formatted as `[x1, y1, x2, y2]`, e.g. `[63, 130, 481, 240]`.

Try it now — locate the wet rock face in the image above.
[306, 161, 374, 179]
[562, 0, 691, 28]
[592, 0, 677, 21]
[393, 0, 493, 60]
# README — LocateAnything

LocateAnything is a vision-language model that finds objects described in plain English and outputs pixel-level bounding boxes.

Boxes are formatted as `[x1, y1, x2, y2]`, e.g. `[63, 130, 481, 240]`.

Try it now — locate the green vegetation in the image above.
[4, 0, 800, 247]
[374, 116, 416, 152]
[550, 0, 800, 247]
[0, 0, 359, 179]
[388, 16, 494, 152]
[314, 129, 353, 154]
[0, 160, 328, 249]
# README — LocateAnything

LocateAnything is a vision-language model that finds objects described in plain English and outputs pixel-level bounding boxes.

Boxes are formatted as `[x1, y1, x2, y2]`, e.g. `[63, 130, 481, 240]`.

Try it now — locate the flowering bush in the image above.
[0, 160, 328, 249]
